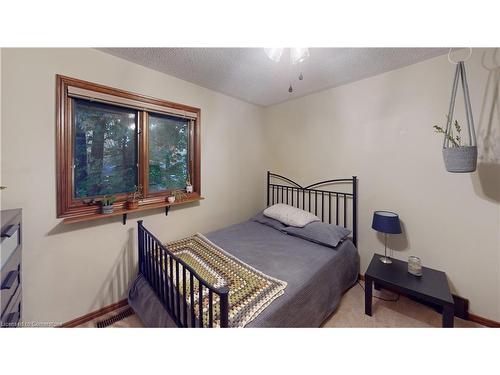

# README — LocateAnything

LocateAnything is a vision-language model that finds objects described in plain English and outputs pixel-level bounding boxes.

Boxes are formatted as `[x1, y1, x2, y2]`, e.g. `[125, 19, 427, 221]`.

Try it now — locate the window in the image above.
[56, 75, 201, 220]
[148, 113, 190, 193]
[73, 100, 138, 198]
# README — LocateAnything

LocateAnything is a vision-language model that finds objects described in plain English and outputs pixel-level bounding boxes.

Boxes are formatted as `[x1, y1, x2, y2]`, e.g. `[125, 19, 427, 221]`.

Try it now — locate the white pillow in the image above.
[263, 204, 320, 228]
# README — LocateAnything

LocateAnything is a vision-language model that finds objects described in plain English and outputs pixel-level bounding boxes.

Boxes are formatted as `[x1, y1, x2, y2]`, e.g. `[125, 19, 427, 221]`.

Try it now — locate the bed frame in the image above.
[137, 171, 358, 327]
[137, 221, 229, 327]
[267, 172, 357, 246]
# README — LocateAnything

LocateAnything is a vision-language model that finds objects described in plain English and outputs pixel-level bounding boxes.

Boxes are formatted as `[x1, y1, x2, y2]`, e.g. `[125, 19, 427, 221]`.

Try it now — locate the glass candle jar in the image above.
[408, 256, 423, 276]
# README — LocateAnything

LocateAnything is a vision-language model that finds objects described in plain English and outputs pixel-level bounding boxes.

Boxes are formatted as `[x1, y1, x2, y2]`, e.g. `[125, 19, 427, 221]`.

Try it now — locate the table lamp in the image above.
[372, 211, 402, 264]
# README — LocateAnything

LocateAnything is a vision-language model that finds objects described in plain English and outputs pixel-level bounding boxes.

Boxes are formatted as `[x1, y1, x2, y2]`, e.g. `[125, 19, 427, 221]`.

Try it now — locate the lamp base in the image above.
[379, 256, 392, 264]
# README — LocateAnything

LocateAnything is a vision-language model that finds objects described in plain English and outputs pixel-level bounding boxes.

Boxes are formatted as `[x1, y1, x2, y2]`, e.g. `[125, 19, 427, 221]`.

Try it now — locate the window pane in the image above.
[148, 113, 189, 192]
[73, 99, 137, 198]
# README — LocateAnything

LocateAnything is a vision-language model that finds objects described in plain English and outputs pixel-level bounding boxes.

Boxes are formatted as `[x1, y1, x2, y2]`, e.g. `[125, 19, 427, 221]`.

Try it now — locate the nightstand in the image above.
[364, 254, 455, 327]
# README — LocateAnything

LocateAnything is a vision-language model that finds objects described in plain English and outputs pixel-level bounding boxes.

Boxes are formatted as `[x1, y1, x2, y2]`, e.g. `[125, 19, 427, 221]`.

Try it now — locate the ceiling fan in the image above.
[264, 48, 310, 93]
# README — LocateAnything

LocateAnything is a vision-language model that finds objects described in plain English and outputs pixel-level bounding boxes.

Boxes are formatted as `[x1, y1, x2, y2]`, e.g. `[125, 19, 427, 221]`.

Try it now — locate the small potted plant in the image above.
[100, 195, 116, 214]
[126, 185, 143, 210]
[433, 118, 477, 173]
[167, 189, 187, 204]
[186, 176, 193, 194]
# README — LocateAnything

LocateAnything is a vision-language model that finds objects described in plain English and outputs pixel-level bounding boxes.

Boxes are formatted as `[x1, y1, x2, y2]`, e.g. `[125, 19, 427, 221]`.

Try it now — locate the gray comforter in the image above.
[128, 220, 359, 327]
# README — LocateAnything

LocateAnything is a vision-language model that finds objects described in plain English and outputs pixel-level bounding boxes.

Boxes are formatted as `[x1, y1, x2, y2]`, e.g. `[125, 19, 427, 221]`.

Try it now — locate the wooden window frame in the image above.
[56, 75, 201, 221]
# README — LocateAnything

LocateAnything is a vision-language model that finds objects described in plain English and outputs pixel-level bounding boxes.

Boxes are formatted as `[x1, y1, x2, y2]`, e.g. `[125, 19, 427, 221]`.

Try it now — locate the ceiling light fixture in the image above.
[290, 48, 310, 65]
[263, 48, 284, 63]
[264, 48, 310, 93]
[264, 48, 309, 64]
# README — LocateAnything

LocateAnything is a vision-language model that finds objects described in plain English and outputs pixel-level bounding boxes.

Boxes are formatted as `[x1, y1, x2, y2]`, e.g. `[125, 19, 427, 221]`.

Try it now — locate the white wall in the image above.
[263, 49, 500, 321]
[1, 48, 268, 324]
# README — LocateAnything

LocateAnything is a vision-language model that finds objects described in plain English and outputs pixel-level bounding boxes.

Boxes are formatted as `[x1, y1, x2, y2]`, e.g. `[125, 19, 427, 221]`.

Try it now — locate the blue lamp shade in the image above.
[372, 211, 402, 234]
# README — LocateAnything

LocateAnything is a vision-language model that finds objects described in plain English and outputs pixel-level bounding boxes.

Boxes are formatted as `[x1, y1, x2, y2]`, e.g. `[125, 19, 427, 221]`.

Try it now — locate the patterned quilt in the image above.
[165, 233, 287, 327]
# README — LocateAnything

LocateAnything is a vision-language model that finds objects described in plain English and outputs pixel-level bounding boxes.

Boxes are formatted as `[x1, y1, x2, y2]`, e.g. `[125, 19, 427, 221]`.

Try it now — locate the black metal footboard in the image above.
[137, 220, 229, 328]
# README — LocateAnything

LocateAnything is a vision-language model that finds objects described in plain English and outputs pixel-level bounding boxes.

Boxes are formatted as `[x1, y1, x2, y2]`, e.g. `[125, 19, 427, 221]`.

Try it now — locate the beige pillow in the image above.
[263, 203, 320, 228]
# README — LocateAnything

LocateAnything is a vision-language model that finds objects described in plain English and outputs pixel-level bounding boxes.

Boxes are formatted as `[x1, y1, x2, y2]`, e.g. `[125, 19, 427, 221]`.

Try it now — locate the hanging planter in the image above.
[442, 142, 477, 172]
[434, 50, 477, 173]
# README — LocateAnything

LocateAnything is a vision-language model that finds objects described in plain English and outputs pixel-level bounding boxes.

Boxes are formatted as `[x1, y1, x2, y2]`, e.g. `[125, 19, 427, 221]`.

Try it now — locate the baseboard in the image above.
[468, 314, 500, 328]
[358, 273, 499, 328]
[60, 299, 128, 328]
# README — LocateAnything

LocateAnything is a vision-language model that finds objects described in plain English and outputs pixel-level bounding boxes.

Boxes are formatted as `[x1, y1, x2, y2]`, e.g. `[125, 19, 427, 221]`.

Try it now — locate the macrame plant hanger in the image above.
[442, 48, 477, 173]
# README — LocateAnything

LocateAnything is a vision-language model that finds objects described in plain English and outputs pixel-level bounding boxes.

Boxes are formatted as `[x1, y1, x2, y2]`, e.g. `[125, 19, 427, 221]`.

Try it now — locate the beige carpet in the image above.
[78, 282, 482, 328]
[323, 281, 481, 328]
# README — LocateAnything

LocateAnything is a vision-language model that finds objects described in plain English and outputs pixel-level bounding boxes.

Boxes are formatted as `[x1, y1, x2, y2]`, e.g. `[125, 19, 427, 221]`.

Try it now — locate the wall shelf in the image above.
[62, 196, 204, 225]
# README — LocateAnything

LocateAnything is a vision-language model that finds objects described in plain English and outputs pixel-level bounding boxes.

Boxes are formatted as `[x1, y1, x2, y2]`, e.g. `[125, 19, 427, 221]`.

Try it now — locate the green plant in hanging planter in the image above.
[433, 117, 462, 147]
[433, 116, 477, 173]
[435, 59, 478, 173]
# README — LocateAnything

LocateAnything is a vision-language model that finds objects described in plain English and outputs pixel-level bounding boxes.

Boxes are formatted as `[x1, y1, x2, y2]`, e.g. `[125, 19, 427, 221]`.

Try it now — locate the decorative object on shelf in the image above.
[100, 195, 116, 214]
[434, 48, 477, 173]
[167, 189, 187, 204]
[264, 48, 310, 94]
[126, 185, 143, 210]
[174, 189, 187, 201]
[371, 211, 402, 264]
[186, 176, 193, 193]
[408, 256, 423, 276]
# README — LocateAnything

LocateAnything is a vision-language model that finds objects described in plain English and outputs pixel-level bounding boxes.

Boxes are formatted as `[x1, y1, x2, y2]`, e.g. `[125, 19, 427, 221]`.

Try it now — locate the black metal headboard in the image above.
[266, 171, 358, 247]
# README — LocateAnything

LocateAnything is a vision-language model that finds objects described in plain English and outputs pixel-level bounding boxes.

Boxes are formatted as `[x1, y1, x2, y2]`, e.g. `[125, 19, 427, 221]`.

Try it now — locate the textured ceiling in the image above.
[99, 48, 448, 106]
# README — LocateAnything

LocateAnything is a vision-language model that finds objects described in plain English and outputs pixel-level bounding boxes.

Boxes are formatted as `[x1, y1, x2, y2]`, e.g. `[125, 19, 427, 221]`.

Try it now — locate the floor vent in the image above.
[96, 307, 134, 328]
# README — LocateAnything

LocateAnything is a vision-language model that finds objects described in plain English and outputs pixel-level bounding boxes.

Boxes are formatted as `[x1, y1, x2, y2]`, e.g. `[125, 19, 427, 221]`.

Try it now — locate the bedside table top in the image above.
[365, 254, 454, 305]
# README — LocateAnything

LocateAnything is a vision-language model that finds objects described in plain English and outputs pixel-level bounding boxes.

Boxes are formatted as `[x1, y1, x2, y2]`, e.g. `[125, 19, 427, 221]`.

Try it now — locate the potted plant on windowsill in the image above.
[100, 195, 116, 214]
[167, 189, 187, 204]
[126, 185, 143, 210]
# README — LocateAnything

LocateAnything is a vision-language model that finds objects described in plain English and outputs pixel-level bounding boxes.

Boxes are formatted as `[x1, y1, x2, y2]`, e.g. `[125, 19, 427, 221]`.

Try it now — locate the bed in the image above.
[128, 172, 359, 327]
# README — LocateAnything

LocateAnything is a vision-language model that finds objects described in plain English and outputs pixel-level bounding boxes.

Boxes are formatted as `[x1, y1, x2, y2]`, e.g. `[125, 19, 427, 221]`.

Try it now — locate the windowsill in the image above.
[62, 195, 204, 225]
